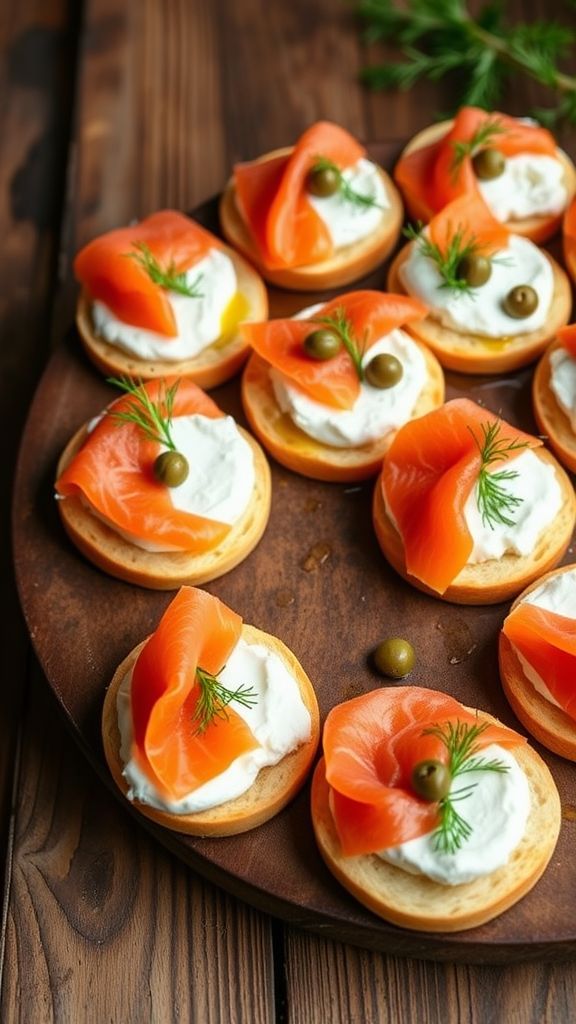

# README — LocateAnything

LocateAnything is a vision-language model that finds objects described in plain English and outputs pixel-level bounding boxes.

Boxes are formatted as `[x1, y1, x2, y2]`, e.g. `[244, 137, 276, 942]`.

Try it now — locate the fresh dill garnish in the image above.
[450, 117, 506, 180]
[191, 666, 258, 735]
[357, 1, 576, 127]
[312, 307, 366, 381]
[126, 241, 204, 298]
[404, 222, 487, 295]
[108, 376, 179, 450]
[309, 156, 383, 210]
[422, 720, 510, 856]
[469, 419, 529, 530]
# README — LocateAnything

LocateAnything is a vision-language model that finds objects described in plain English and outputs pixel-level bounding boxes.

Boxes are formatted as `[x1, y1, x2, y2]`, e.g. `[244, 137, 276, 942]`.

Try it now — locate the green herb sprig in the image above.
[126, 241, 204, 298]
[191, 666, 258, 735]
[310, 157, 383, 210]
[312, 307, 366, 381]
[404, 222, 484, 294]
[108, 376, 179, 450]
[469, 420, 530, 530]
[450, 117, 506, 179]
[357, 0, 576, 127]
[423, 720, 510, 855]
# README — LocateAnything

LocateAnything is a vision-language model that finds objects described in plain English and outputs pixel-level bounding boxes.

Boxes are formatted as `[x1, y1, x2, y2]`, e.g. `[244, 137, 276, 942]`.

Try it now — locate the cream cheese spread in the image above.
[378, 745, 530, 885]
[92, 247, 237, 360]
[512, 567, 576, 709]
[478, 153, 567, 222]
[550, 345, 576, 432]
[82, 413, 255, 552]
[308, 158, 388, 249]
[270, 328, 427, 447]
[118, 637, 312, 813]
[399, 234, 553, 337]
[464, 449, 562, 563]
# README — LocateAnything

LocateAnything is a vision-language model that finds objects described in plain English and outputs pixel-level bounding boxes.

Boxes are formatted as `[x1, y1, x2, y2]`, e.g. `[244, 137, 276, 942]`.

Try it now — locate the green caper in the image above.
[154, 450, 189, 487]
[502, 284, 539, 319]
[303, 328, 341, 361]
[472, 147, 505, 180]
[365, 354, 404, 389]
[411, 760, 451, 802]
[456, 253, 491, 288]
[307, 165, 340, 197]
[373, 637, 415, 679]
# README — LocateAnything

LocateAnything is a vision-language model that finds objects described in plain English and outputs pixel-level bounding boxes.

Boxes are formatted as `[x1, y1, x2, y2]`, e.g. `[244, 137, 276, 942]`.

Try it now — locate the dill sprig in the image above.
[108, 376, 179, 450]
[191, 666, 258, 735]
[450, 117, 506, 180]
[423, 720, 510, 855]
[312, 307, 366, 381]
[404, 222, 485, 294]
[469, 420, 529, 530]
[357, 1, 576, 127]
[309, 157, 383, 210]
[126, 241, 204, 298]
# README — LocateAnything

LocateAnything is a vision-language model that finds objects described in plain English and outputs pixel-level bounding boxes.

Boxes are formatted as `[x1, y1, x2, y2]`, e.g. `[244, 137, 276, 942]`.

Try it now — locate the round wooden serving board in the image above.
[13, 193, 576, 964]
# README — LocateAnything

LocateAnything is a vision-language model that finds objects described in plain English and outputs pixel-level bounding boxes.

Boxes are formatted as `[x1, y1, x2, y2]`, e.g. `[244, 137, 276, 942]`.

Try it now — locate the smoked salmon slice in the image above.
[74, 210, 219, 336]
[381, 398, 537, 594]
[241, 291, 427, 410]
[557, 323, 576, 357]
[234, 121, 365, 269]
[131, 587, 259, 800]
[427, 190, 509, 259]
[56, 378, 232, 552]
[503, 603, 576, 722]
[323, 687, 523, 855]
[395, 106, 558, 218]
[564, 199, 576, 270]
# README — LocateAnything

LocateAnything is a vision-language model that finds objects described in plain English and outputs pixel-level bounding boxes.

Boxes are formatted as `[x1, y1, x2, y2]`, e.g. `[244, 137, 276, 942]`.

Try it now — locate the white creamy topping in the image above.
[550, 346, 576, 432]
[307, 158, 388, 248]
[83, 413, 255, 552]
[478, 153, 567, 221]
[270, 328, 427, 447]
[378, 745, 530, 885]
[400, 234, 553, 337]
[117, 637, 312, 813]
[92, 248, 237, 360]
[512, 568, 576, 709]
[464, 449, 562, 563]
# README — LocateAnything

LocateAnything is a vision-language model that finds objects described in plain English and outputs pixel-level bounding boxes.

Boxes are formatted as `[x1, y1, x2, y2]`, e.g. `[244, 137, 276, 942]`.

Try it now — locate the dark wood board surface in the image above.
[13, 175, 576, 963]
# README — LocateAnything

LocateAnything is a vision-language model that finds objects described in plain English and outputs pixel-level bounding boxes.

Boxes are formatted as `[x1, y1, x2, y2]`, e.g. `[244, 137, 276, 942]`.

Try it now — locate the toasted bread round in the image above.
[56, 424, 271, 589]
[76, 244, 268, 389]
[311, 731, 560, 933]
[387, 244, 572, 375]
[219, 147, 403, 292]
[499, 566, 576, 761]
[102, 624, 320, 836]
[396, 120, 576, 243]
[533, 339, 576, 474]
[372, 447, 576, 605]
[241, 346, 445, 482]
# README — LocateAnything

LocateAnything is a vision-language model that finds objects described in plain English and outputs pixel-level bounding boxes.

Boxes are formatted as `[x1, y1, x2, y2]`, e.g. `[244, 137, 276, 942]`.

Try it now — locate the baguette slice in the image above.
[219, 147, 403, 292]
[102, 624, 320, 836]
[77, 244, 268, 389]
[499, 566, 576, 761]
[533, 339, 576, 474]
[311, 731, 560, 933]
[241, 346, 445, 483]
[372, 447, 576, 605]
[396, 119, 576, 243]
[56, 424, 271, 590]
[387, 244, 571, 375]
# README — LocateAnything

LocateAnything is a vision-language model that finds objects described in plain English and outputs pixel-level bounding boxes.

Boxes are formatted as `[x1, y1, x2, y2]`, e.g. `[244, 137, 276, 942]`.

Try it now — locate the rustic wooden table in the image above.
[3, 1, 576, 1020]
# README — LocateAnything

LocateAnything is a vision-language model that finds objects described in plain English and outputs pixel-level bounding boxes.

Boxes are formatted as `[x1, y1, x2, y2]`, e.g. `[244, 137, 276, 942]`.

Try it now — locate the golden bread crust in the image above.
[533, 339, 576, 474]
[372, 448, 576, 605]
[56, 425, 271, 589]
[102, 624, 320, 836]
[387, 244, 572, 375]
[76, 244, 268, 389]
[240, 348, 445, 482]
[219, 146, 404, 291]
